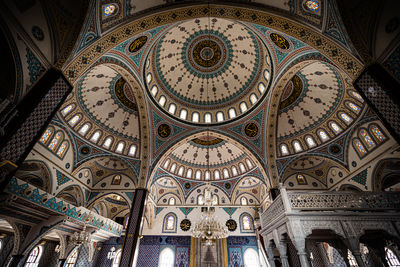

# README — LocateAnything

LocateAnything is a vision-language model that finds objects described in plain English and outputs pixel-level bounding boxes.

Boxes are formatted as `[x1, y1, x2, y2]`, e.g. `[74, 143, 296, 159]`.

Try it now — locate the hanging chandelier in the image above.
[191, 206, 228, 241]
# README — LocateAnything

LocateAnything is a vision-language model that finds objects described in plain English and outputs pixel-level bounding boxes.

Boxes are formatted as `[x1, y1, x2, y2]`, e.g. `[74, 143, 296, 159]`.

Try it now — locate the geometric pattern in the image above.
[56, 169, 71, 186]
[176, 247, 190, 267]
[350, 169, 368, 186]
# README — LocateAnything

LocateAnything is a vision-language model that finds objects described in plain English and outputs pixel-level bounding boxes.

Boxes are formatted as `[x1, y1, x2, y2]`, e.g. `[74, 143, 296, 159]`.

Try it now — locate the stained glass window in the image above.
[128, 145, 137, 157]
[258, 82, 266, 94]
[69, 114, 81, 127]
[214, 170, 220, 180]
[329, 121, 343, 134]
[347, 102, 361, 114]
[56, 141, 68, 158]
[178, 166, 184, 176]
[229, 108, 237, 118]
[385, 247, 400, 266]
[180, 109, 188, 120]
[78, 123, 91, 136]
[204, 113, 212, 123]
[165, 215, 175, 230]
[111, 175, 121, 185]
[40, 128, 53, 144]
[25, 246, 42, 267]
[104, 4, 116, 16]
[353, 139, 367, 157]
[170, 163, 177, 173]
[168, 104, 176, 114]
[360, 129, 376, 149]
[242, 215, 251, 230]
[48, 132, 63, 151]
[241, 197, 248, 205]
[65, 248, 78, 267]
[90, 130, 102, 143]
[196, 170, 202, 180]
[216, 111, 224, 122]
[232, 166, 238, 176]
[264, 69, 270, 80]
[250, 94, 258, 105]
[240, 102, 248, 113]
[339, 112, 353, 124]
[146, 73, 152, 84]
[61, 104, 74, 116]
[187, 169, 193, 178]
[351, 91, 364, 102]
[246, 159, 253, 168]
[297, 174, 307, 185]
[192, 112, 199, 123]
[239, 163, 246, 173]
[103, 136, 113, 149]
[280, 144, 289, 155]
[223, 168, 230, 178]
[371, 125, 385, 142]
[158, 248, 174, 267]
[293, 140, 303, 153]
[305, 136, 316, 148]
[151, 85, 158, 97]
[318, 129, 330, 142]
[163, 159, 170, 169]
[159, 96, 166, 107]
[305, 0, 319, 12]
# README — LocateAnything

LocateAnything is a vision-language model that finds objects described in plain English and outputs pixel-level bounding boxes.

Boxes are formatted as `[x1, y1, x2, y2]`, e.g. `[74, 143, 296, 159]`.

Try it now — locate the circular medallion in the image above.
[244, 122, 259, 137]
[189, 37, 225, 71]
[157, 124, 171, 138]
[226, 219, 237, 231]
[114, 77, 138, 112]
[180, 219, 191, 231]
[329, 144, 341, 154]
[270, 33, 290, 50]
[80, 146, 90, 155]
[32, 26, 44, 41]
[184, 182, 191, 189]
[128, 36, 148, 53]
[224, 183, 231, 189]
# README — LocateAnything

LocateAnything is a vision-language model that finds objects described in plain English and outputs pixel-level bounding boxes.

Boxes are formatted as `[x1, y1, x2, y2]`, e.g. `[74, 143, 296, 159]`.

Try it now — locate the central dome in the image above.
[145, 18, 272, 124]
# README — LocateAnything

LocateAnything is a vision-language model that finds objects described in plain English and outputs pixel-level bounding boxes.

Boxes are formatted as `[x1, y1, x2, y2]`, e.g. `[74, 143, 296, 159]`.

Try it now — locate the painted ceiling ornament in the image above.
[226, 219, 237, 232]
[127, 35, 148, 54]
[180, 219, 191, 231]
[270, 33, 290, 50]
[157, 123, 171, 138]
[244, 122, 259, 138]
[145, 17, 272, 124]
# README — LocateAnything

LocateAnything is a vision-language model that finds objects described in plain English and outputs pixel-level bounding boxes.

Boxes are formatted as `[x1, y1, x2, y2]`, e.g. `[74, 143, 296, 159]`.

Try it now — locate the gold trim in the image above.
[190, 237, 196, 267]
[222, 238, 228, 267]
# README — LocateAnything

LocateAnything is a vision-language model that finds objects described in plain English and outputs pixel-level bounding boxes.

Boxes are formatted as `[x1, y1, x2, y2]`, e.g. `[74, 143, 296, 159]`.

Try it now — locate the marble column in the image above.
[277, 241, 290, 267]
[119, 189, 147, 267]
[292, 238, 311, 267]
[265, 241, 276, 267]
[347, 238, 367, 267]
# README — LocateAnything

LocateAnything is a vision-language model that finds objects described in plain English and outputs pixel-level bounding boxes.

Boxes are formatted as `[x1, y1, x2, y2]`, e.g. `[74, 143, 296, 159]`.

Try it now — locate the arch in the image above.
[15, 160, 52, 192]
[243, 248, 260, 267]
[369, 124, 386, 143]
[372, 158, 400, 192]
[158, 247, 175, 267]
[56, 185, 85, 207]
[162, 213, 177, 233]
[56, 141, 69, 159]
[90, 130, 102, 144]
[39, 127, 54, 145]
[24, 245, 43, 266]
[48, 131, 64, 151]
[358, 128, 376, 149]
[239, 212, 254, 233]
[352, 138, 367, 158]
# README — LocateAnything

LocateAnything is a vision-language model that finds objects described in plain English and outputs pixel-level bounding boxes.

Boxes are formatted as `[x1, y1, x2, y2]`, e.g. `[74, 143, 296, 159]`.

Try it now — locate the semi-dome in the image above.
[144, 17, 272, 125]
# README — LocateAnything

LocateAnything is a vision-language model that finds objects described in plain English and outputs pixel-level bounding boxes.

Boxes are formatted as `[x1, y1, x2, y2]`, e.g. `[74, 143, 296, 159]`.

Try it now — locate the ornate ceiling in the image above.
[145, 17, 272, 124]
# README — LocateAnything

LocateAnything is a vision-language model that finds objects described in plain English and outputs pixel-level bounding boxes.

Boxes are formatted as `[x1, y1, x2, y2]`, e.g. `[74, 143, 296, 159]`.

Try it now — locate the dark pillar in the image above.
[0, 68, 72, 190]
[57, 259, 66, 267]
[7, 255, 23, 267]
[119, 188, 147, 267]
[354, 63, 400, 144]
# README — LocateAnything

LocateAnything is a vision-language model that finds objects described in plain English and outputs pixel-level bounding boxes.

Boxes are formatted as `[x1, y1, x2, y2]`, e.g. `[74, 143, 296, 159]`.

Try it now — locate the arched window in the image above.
[216, 111, 224, 122]
[359, 129, 376, 149]
[178, 166, 184, 176]
[329, 121, 343, 134]
[192, 112, 200, 123]
[205, 170, 210, 180]
[111, 175, 121, 185]
[339, 112, 353, 125]
[385, 247, 400, 266]
[305, 135, 316, 148]
[186, 169, 192, 178]
[240, 102, 248, 113]
[151, 85, 158, 97]
[304, 0, 319, 12]
[245, 159, 253, 169]
[353, 139, 367, 158]
[158, 247, 175, 267]
[264, 69, 270, 80]
[296, 174, 307, 185]
[179, 109, 188, 120]
[223, 168, 230, 178]
[346, 101, 361, 114]
[56, 141, 69, 158]
[146, 73, 152, 84]
[212, 195, 218, 205]
[112, 249, 122, 267]
[228, 108, 237, 119]
[204, 113, 212, 123]
[90, 130, 102, 144]
[40, 127, 54, 144]
[65, 248, 78, 267]
[168, 104, 176, 114]
[195, 170, 202, 180]
[103, 136, 113, 149]
[78, 123, 91, 136]
[128, 145, 137, 157]
[243, 248, 260, 267]
[280, 144, 289, 156]
[68, 114, 81, 127]
[350, 91, 364, 102]
[293, 140, 303, 153]
[241, 197, 248, 206]
[249, 94, 258, 105]
[258, 82, 266, 94]
[61, 104, 75, 116]
[198, 195, 204, 205]
[170, 163, 177, 173]
[163, 213, 177, 233]
[159, 96, 166, 107]
[115, 141, 125, 154]
[240, 213, 254, 232]
[163, 159, 170, 169]
[25, 246, 43, 267]
[370, 125, 386, 143]
[231, 166, 238, 176]
[214, 170, 220, 180]
[239, 163, 246, 173]
[169, 198, 175, 205]
[317, 129, 330, 142]
[48, 131, 63, 151]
